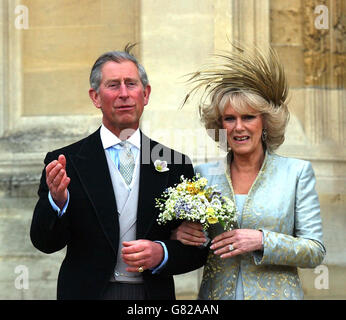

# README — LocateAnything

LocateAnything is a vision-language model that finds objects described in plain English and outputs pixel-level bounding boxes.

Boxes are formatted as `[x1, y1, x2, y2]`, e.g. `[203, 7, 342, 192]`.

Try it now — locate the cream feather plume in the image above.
[182, 44, 289, 109]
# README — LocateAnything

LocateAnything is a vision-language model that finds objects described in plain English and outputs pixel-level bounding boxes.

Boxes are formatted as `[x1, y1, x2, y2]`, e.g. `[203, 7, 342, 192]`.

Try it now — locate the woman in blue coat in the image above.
[172, 45, 326, 300]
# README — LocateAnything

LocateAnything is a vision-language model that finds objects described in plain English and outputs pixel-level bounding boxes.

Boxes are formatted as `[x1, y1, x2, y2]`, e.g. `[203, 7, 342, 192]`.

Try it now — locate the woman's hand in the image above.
[170, 221, 206, 246]
[210, 229, 263, 258]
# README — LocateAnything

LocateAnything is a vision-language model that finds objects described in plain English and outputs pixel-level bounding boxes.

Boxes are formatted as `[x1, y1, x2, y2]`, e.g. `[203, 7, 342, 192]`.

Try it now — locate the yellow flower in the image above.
[207, 216, 218, 224]
[206, 207, 214, 214]
[206, 207, 218, 224]
[187, 182, 198, 194]
[176, 184, 184, 192]
[198, 177, 208, 187]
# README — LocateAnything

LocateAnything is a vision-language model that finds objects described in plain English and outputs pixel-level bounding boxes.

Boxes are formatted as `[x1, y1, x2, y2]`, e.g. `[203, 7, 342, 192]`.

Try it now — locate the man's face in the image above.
[89, 60, 151, 137]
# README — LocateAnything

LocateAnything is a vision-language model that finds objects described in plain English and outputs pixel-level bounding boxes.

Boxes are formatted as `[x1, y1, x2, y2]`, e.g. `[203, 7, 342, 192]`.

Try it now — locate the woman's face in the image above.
[222, 103, 264, 158]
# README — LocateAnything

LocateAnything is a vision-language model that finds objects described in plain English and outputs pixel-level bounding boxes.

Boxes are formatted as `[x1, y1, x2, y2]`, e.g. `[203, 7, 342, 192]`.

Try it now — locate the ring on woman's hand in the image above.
[138, 266, 144, 273]
[228, 244, 235, 251]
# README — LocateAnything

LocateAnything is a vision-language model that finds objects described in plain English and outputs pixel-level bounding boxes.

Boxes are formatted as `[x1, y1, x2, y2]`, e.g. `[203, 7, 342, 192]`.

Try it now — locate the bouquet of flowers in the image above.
[156, 174, 236, 232]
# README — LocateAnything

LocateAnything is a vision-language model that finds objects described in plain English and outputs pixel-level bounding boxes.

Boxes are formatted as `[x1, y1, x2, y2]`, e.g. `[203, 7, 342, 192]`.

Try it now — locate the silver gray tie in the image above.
[119, 141, 135, 185]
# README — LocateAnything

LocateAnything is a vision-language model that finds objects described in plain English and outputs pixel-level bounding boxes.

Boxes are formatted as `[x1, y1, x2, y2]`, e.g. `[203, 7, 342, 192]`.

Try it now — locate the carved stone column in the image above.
[302, 0, 345, 145]
[230, 0, 270, 50]
[0, 0, 9, 136]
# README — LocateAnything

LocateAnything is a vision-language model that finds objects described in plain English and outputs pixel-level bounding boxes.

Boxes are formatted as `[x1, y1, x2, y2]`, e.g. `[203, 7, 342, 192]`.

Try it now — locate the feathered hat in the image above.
[182, 43, 289, 110]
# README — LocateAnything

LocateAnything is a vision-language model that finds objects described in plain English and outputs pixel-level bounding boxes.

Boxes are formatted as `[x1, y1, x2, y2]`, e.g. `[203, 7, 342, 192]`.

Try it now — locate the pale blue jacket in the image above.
[196, 152, 326, 300]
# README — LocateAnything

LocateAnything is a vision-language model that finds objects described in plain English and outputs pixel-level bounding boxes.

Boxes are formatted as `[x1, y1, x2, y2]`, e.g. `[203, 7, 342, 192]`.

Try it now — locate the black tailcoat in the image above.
[30, 128, 208, 300]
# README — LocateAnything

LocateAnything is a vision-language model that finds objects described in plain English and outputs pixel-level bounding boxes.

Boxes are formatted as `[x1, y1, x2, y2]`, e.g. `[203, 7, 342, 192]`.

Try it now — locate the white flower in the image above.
[195, 177, 208, 189]
[154, 160, 169, 172]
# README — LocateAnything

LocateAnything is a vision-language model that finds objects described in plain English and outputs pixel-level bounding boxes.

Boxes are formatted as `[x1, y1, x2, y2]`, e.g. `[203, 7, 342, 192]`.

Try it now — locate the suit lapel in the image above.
[136, 132, 169, 238]
[68, 128, 119, 255]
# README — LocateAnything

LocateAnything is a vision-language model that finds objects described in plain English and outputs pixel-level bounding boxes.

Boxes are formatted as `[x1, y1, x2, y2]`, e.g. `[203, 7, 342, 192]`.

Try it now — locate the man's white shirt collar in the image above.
[100, 124, 141, 150]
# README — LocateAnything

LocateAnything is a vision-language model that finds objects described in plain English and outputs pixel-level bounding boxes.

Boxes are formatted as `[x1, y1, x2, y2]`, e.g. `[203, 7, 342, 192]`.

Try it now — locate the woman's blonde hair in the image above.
[201, 90, 289, 152]
[183, 44, 290, 152]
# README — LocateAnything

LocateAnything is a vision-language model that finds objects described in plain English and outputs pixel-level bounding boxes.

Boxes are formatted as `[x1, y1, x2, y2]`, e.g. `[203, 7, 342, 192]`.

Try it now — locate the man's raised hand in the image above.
[46, 154, 70, 210]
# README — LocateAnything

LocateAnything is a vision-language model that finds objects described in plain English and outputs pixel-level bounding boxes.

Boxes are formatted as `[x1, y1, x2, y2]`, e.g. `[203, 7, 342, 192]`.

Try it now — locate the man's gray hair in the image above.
[89, 43, 149, 92]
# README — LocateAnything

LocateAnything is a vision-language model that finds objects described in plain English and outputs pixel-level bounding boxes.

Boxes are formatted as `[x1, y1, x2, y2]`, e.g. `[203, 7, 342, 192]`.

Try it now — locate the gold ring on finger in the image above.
[138, 266, 144, 273]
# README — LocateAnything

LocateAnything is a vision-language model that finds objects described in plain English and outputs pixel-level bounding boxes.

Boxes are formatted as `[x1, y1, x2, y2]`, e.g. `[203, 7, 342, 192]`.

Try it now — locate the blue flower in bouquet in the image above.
[156, 174, 236, 231]
[174, 198, 192, 218]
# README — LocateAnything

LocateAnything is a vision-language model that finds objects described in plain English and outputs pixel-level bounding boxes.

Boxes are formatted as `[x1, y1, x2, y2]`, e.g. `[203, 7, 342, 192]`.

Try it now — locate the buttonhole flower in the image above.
[154, 160, 169, 172]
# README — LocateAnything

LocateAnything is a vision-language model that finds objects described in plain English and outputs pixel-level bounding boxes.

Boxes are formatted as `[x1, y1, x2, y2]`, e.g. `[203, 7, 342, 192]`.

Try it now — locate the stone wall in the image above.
[270, 0, 345, 299]
[0, 0, 345, 300]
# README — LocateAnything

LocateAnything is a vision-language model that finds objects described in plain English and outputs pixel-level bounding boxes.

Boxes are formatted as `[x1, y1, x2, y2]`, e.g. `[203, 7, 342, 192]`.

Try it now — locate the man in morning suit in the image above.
[30, 45, 208, 300]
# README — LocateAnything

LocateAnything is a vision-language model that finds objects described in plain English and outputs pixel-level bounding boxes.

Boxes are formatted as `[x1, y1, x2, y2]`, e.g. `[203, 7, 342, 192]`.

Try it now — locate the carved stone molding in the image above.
[302, 0, 346, 147]
[229, 0, 270, 50]
[302, 0, 345, 88]
[304, 88, 346, 145]
[0, 0, 9, 137]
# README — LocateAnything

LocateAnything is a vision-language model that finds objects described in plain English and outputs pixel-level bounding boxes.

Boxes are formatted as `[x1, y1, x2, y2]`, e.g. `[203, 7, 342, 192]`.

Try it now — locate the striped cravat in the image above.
[118, 141, 135, 185]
